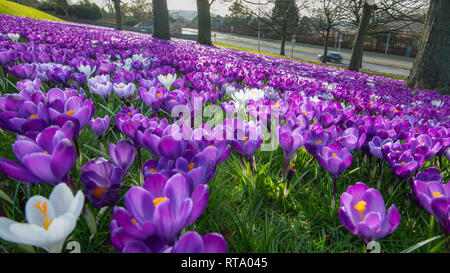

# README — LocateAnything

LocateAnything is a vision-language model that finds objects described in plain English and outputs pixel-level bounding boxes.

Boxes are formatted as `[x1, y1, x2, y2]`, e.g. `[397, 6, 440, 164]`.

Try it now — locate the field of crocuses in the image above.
[0, 14, 448, 254]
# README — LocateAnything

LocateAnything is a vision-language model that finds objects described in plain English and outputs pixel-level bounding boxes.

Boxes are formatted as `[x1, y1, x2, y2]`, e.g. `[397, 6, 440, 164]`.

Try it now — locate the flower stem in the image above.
[74, 137, 82, 166]
[281, 156, 289, 181]
[136, 147, 143, 185]
[427, 215, 435, 252]
[66, 175, 77, 191]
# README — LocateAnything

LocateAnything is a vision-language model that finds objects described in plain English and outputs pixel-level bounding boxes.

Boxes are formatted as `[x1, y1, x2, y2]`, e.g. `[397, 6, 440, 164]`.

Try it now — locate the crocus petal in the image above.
[50, 139, 76, 179]
[172, 231, 204, 253]
[203, 233, 227, 253]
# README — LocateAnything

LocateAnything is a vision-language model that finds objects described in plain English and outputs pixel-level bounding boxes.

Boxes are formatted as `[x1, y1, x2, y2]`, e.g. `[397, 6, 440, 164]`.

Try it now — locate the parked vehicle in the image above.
[318, 52, 343, 63]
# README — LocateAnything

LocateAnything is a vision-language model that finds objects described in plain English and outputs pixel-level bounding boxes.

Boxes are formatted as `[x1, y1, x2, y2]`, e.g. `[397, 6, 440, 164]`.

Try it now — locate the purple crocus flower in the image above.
[412, 170, 449, 234]
[389, 153, 419, 179]
[89, 115, 110, 138]
[122, 231, 227, 253]
[72, 72, 87, 86]
[8, 64, 37, 80]
[304, 125, 329, 157]
[0, 124, 76, 185]
[230, 119, 263, 161]
[109, 140, 136, 177]
[112, 173, 209, 245]
[409, 134, 443, 163]
[0, 94, 49, 134]
[317, 142, 353, 181]
[0, 50, 14, 67]
[368, 136, 393, 160]
[46, 66, 72, 86]
[16, 78, 41, 93]
[48, 89, 95, 136]
[138, 124, 186, 160]
[339, 182, 401, 243]
[172, 151, 215, 191]
[81, 158, 122, 208]
[331, 127, 366, 152]
[139, 87, 165, 113]
[277, 125, 307, 178]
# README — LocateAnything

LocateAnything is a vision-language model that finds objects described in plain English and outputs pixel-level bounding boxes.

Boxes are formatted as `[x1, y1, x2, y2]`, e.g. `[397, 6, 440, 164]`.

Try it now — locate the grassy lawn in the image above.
[0, 0, 65, 22]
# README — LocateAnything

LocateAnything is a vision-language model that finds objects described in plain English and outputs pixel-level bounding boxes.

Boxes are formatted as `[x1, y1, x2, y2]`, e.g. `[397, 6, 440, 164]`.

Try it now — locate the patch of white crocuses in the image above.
[231, 88, 266, 111]
[7, 33, 20, 42]
[0, 183, 84, 253]
[223, 83, 237, 97]
[158, 74, 177, 91]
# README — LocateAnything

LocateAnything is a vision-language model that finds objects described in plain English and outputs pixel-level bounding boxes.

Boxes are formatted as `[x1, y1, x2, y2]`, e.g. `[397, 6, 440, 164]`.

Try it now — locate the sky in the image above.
[81, 0, 232, 16]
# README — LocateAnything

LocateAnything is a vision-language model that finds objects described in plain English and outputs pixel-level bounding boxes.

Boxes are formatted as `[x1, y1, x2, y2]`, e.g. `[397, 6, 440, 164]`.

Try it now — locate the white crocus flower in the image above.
[158, 74, 177, 91]
[78, 64, 96, 79]
[431, 100, 444, 107]
[309, 96, 321, 103]
[224, 84, 237, 97]
[7, 33, 20, 42]
[0, 183, 84, 253]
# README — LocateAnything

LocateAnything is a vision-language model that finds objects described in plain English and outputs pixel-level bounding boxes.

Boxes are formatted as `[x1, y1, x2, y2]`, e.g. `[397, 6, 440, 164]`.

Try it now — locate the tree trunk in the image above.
[280, 30, 287, 56]
[58, 0, 69, 19]
[114, 0, 123, 31]
[197, 0, 212, 45]
[153, 0, 171, 40]
[407, 0, 450, 94]
[322, 27, 331, 63]
[348, 1, 374, 71]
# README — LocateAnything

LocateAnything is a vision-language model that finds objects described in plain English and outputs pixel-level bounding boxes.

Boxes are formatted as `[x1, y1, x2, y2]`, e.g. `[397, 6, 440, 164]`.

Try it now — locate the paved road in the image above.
[182, 28, 413, 77]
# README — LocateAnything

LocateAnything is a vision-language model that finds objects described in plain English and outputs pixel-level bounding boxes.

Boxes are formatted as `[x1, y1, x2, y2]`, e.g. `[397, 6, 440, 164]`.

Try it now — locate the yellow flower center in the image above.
[302, 111, 307, 115]
[315, 140, 322, 144]
[131, 218, 137, 225]
[354, 201, 367, 221]
[29, 114, 38, 119]
[156, 93, 162, 98]
[400, 162, 407, 165]
[153, 197, 168, 207]
[149, 169, 157, 173]
[243, 136, 248, 143]
[289, 162, 295, 170]
[188, 162, 195, 171]
[66, 110, 75, 116]
[93, 187, 109, 199]
[43, 150, 48, 154]
[34, 201, 52, 230]
[433, 192, 444, 198]
[332, 153, 337, 158]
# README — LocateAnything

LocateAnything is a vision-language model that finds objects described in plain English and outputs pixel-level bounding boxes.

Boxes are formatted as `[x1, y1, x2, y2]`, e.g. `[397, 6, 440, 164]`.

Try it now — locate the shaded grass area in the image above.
[0, 0, 65, 22]
[213, 41, 408, 82]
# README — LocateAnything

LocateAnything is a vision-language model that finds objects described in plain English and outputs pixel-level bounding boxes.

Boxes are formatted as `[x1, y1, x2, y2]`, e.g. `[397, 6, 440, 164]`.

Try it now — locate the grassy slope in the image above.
[213, 41, 408, 81]
[0, 0, 65, 22]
